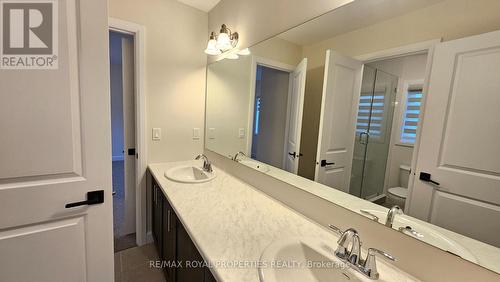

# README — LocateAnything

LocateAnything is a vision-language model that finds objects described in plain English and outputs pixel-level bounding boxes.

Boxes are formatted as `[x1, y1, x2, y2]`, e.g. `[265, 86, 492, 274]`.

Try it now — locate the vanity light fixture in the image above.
[204, 24, 239, 55]
[204, 32, 221, 55]
[237, 48, 251, 55]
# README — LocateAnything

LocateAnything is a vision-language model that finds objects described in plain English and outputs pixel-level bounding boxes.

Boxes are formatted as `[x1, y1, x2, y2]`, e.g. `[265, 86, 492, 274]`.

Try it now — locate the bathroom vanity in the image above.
[148, 161, 420, 282]
[151, 172, 216, 282]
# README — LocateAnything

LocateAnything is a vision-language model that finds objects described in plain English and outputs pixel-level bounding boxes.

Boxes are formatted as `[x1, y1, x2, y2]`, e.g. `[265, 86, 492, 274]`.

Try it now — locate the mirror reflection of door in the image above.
[314, 50, 363, 192]
[251, 59, 307, 173]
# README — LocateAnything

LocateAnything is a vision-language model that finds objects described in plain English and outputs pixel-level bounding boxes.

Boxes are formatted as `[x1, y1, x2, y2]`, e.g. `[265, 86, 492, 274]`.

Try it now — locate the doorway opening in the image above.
[251, 64, 292, 169]
[249, 58, 307, 174]
[109, 30, 137, 252]
[350, 53, 429, 209]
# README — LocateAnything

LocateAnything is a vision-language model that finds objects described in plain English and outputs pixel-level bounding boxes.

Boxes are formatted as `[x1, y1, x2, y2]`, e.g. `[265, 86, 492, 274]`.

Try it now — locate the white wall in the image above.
[109, 0, 208, 163]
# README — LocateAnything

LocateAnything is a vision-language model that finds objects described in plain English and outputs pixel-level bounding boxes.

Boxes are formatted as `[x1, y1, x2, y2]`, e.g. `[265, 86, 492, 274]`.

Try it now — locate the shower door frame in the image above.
[352, 39, 440, 205]
[353, 68, 399, 200]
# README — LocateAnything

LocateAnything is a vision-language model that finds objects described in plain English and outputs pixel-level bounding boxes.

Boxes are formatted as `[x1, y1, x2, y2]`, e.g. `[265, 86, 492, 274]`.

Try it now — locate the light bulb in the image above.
[216, 32, 232, 51]
[204, 38, 221, 55]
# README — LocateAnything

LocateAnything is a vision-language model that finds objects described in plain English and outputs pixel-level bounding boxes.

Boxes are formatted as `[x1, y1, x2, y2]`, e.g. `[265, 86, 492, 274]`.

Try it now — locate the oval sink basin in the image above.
[239, 159, 270, 173]
[259, 238, 358, 282]
[164, 165, 216, 183]
[360, 209, 477, 263]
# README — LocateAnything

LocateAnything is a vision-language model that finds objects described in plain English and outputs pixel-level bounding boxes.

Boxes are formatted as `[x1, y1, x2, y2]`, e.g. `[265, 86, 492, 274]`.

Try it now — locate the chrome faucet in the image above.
[362, 248, 396, 279]
[329, 225, 396, 280]
[195, 154, 213, 173]
[335, 228, 362, 265]
[232, 151, 246, 162]
[385, 205, 403, 228]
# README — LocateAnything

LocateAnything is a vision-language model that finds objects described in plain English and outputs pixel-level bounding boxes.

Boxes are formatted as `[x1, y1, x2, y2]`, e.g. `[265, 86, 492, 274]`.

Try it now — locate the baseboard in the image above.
[112, 155, 124, 161]
[145, 231, 153, 245]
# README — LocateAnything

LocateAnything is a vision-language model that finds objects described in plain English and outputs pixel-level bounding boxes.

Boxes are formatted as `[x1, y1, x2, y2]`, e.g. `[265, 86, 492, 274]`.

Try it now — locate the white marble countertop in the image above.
[148, 161, 420, 282]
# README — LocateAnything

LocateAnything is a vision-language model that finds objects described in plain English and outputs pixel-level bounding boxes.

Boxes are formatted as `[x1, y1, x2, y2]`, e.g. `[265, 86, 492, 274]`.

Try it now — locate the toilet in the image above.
[387, 165, 411, 207]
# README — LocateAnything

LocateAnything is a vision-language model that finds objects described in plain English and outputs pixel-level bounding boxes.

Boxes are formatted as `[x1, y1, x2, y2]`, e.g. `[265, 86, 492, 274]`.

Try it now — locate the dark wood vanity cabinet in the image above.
[151, 177, 216, 282]
[152, 181, 163, 257]
[162, 196, 177, 281]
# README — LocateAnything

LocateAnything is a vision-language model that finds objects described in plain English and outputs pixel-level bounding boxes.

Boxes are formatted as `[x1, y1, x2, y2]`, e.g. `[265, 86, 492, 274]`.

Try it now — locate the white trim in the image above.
[108, 18, 148, 246]
[314, 49, 331, 182]
[405, 46, 436, 214]
[247, 56, 295, 161]
[112, 155, 124, 161]
[354, 39, 441, 63]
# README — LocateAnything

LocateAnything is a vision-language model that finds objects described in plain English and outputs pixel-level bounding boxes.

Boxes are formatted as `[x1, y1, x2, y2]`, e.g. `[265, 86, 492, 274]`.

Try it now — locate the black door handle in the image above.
[321, 160, 335, 167]
[419, 172, 440, 186]
[65, 190, 104, 208]
[288, 152, 303, 158]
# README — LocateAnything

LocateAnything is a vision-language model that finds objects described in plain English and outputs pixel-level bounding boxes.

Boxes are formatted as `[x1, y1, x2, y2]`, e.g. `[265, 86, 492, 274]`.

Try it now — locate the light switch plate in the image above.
[193, 128, 200, 140]
[238, 128, 245, 139]
[208, 128, 216, 139]
[152, 128, 161, 140]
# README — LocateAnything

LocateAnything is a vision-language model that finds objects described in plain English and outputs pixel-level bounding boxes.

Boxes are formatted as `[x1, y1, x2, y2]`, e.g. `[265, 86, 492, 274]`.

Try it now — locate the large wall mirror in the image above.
[205, 0, 500, 274]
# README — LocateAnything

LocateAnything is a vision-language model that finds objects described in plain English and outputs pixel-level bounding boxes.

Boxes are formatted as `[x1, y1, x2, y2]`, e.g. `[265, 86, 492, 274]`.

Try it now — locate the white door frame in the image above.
[353, 39, 441, 209]
[247, 56, 295, 166]
[108, 18, 148, 246]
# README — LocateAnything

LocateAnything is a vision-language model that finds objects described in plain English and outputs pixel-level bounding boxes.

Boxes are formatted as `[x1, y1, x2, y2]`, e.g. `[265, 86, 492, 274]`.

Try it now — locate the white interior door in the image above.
[315, 50, 363, 192]
[121, 36, 136, 236]
[408, 30, 500, 247]
[0, 0, 114, 281]
[284, 58, 307, 173]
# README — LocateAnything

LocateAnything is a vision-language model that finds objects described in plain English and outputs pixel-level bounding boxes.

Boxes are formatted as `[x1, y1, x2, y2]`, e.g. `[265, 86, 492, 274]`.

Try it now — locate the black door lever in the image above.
[321, 160, 335, 167]
[419, 172, 440, 186]
[288, 152, 303, 158]
[65, 190, 104, 208]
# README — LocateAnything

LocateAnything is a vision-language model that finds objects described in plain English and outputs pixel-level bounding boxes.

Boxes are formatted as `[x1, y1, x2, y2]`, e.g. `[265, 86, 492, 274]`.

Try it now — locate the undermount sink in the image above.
[259, 237, 415, 282]
[259, 238, 359, 282]
[360, 210, 477, 263]
[239, 159, 270, 173]
[164, 165, 216, 183]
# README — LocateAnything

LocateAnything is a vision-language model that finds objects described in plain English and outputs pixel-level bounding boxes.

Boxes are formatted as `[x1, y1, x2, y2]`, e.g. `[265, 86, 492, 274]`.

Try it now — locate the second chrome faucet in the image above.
[329, 225, 396, 280]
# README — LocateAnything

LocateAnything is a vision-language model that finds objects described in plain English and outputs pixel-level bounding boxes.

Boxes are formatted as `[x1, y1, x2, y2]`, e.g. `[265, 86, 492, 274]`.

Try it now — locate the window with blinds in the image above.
[400, 85, 423, 144]
[356, 90, 386, 139]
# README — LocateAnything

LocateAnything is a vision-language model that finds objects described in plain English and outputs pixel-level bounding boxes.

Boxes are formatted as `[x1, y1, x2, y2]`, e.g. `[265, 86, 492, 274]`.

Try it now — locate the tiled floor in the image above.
[115, 243, 166, 282]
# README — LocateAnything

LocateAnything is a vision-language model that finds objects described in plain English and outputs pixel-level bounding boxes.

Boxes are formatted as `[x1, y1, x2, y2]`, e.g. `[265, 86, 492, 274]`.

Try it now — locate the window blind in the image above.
[356, 91, 386, 138]
[400, 86, 423, 144]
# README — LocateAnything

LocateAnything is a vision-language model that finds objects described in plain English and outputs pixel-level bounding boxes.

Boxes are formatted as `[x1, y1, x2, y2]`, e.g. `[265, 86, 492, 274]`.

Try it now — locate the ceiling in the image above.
[278, 0, 446, 46]
[176, 0, 221, 12]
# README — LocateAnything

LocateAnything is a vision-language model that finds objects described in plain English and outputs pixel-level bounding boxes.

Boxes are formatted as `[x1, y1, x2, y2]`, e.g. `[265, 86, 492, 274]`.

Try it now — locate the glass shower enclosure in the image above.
[349, 66, 398, 200]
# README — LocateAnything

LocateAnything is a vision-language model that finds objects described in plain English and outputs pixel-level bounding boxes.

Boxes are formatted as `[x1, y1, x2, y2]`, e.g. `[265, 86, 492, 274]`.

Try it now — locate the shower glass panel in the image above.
[349, 67, 398, 200]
